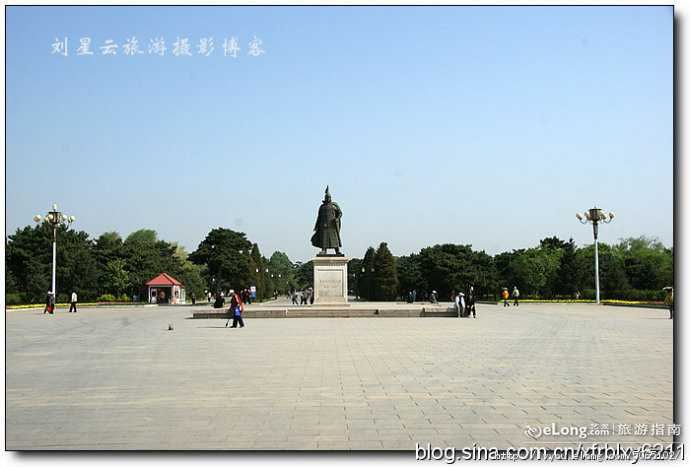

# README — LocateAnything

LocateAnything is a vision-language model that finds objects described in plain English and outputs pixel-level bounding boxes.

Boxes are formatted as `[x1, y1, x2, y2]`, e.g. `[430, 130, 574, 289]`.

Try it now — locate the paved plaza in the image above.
[6, 302, 673, 450]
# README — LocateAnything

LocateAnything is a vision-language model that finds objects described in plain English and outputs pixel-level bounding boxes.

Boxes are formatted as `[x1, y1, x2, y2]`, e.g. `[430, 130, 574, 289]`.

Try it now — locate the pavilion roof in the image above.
[145, 272, 183, 286]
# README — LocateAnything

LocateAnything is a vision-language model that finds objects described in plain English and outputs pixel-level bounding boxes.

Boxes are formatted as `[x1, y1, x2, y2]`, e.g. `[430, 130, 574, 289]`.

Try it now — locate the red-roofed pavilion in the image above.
[145, 273, 185, 304]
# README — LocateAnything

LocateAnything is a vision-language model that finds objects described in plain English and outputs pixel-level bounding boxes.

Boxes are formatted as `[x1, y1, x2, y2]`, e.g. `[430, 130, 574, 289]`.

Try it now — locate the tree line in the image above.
[5, 225, 297, 304]
[350, 236, 673, 302]
[5, 221, 673, 304]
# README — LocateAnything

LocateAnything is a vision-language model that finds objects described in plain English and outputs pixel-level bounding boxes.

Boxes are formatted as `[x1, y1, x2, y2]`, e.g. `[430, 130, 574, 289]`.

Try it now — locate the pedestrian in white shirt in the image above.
[69, 291, 78, 313]
[455, 292, 465, 317]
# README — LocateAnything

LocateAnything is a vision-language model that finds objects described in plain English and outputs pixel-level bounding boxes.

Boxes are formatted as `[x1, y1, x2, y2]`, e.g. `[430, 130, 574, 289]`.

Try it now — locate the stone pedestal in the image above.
[312, 256, 350, 306]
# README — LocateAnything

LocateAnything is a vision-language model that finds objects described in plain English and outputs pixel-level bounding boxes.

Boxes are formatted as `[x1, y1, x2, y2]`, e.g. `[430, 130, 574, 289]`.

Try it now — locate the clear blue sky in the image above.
[6, 6, 673, 262]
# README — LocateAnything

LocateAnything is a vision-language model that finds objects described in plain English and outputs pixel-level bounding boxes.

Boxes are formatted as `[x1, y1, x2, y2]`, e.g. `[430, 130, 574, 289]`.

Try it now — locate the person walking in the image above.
[227, 291, 245, 328]
[69, 291, 78, 313]
[512, 286, 520, 307]
[191, 292, 196, 305]
[301, 289, 309, 305]
[664, 286, 674, 319]
[501, 288, 510, 307]
[207, 291, 212, 303]
[467, 286, 476, 318]
[430, 290, 438, 304]
[454, 292, 463, 317]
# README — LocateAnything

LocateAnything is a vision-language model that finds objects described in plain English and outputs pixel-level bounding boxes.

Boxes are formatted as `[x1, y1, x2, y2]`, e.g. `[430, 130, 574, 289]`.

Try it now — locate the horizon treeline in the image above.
[5, 223, 673, 304]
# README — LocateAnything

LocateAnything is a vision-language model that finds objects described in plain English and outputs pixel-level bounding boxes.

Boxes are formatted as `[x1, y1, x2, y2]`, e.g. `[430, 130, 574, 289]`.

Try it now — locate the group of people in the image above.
[290, 288, 314, 305]
[43, 290, 79, 314]
[501, 286, 520, 307]
[239, 289, 256, 305]
[208, 289, 256, 308]
[453, 286, 477, 318]
[404, 290, 438, 303]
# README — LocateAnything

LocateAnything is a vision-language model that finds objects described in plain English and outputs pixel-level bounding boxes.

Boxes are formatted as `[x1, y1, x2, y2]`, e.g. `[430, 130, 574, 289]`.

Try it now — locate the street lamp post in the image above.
[33, 203, 76, 301]
[576, 207, 614, 304]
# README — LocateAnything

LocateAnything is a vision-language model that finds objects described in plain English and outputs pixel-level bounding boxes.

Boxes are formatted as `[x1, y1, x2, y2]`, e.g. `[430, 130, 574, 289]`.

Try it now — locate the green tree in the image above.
[93, 231, 123, 266]
[294, 261, 313, 290]
[494, 250, 517, 293]
[538, 236, 567, 296]
[575, 243, 629, 296]
[103, 259, 130, 297]
[6, 224, 53, 302]
[6, 224, 100, 303]
[396, 254, 426, 298]
[176, 261, 206, 301]
[122, 229, 184, 297]
[347, 257, 362, 297]
[510, 247, 562, 296]
[358, 247, 376, 300]
[268, 251, 295, 295]
[189, 228, 254, 294]
[540, 236, 567, 250]
[418, 244, 477, 299]
[554, 238, 579, 296]
[468, 250, 499, 300]
[249, 243, 267, 300]
[373, 242, 398, 301]
[56, 228, 100, 302]
[615, 236, 673, 290]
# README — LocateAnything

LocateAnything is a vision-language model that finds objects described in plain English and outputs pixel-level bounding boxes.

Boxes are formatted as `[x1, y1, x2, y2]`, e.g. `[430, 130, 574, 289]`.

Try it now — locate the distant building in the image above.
[145, 273, 185, 304]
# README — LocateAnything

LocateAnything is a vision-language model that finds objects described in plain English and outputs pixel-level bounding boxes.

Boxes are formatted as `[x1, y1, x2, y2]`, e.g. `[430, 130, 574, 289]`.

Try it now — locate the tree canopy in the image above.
[6, 219, 673, 305]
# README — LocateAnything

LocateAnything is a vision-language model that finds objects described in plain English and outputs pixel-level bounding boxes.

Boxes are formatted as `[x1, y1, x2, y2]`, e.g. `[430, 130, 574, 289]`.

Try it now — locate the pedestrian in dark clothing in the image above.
[69, 291, 78, 313]
[191, 292, 196, 305]
[227, 292, 245, 328]
[467, 286, 476, 318]
[44, 291, 55, 314]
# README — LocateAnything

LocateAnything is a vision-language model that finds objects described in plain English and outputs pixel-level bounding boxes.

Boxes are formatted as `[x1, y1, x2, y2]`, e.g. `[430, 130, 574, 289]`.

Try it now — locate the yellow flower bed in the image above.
[514, 299, 595, 303]
[497, 299, 662, 305]
[6, 302, 130, 310]
[601, 299, 663, 306]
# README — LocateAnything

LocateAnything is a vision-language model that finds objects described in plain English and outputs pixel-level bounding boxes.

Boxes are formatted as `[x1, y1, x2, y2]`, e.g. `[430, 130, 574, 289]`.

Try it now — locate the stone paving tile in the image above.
[6, 303, 673, 450]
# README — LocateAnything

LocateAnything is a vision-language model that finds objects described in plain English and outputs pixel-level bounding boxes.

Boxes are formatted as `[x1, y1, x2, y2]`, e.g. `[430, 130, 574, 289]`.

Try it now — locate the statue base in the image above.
[312, 255, 350, 306]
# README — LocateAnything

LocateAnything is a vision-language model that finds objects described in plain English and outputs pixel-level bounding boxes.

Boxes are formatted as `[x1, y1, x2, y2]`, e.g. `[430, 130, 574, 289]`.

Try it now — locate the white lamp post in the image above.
[576, 207, 614, 304]
[34, 203, 76, 301]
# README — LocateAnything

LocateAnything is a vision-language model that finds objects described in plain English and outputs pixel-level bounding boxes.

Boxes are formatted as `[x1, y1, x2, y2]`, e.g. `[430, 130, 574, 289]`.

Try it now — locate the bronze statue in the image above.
[311, 186, 343, 255]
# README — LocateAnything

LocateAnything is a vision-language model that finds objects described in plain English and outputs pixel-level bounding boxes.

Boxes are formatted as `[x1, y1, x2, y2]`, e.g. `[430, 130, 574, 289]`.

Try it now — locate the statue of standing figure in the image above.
[311, 186, 343, 255]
